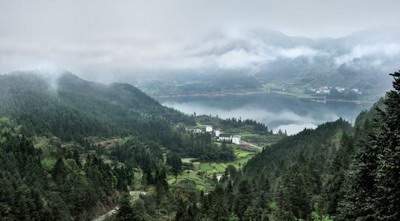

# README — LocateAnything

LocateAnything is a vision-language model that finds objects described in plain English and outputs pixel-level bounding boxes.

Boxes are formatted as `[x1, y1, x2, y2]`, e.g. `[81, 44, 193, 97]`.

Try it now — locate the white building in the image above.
[193, 128, 202, 133]
[218, 134, 232, 142]
[217, 134, 241, 144]
[186, 128, 202, 133]
[205, 125, 213, 133]
[214, 130, 221, 137]
[232, 135, 241, 145]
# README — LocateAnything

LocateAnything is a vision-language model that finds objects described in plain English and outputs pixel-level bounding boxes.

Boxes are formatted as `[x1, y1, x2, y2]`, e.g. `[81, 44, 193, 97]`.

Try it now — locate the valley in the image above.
[0, 71, 399, 221]
[2, 1, 400, 220]
[0, 72, 284, 220]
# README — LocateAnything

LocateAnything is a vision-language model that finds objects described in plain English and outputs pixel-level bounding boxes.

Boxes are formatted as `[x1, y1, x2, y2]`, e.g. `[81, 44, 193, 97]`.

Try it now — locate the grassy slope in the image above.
[168, 146, 256, 191]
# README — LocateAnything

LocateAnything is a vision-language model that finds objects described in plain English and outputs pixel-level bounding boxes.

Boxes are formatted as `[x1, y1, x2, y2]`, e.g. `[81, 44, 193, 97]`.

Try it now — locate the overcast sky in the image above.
[0, 0, 399, 78]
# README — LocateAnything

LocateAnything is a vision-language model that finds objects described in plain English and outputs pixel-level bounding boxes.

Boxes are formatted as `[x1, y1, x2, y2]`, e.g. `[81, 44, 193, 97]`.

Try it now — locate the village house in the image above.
[186, 128, 202, 134]
[232, 135, 241, 145]
[217, 134, 241, 144]
[218, 133, 232, 142]
[205, 125, 213, 133]
[214, 129, 221, 137]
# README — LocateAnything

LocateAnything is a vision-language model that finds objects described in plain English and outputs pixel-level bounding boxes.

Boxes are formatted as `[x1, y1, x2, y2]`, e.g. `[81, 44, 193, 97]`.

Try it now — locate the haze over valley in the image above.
[161, 93, 369, 135]
[1, 1, 400, 221]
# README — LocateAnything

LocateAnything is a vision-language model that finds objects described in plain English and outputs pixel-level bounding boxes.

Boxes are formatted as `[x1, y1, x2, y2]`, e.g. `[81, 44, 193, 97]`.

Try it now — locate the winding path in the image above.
[240, 140, 262, 151]
[92, 206, 119, 221]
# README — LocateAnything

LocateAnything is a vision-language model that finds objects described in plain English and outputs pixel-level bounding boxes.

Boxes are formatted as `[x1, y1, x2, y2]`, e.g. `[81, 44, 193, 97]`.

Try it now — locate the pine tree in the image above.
[167, 152, 182, 178]
[175, 198, 198, 221]
[116, 194, 135, 221]
[338, 111, 380, 220]
[339, 71, 400, 220]
[276, 164, 312, 220]
[324, 133, 354, 216]
[374, 71, 400, 220]
[234, 180, 253, 221]
[52, 158, 67, 184]
[209, 184, 230, 221]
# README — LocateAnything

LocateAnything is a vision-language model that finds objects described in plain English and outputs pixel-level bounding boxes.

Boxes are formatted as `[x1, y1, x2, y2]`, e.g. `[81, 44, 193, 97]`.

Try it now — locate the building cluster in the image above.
[308, 86, 362, 95]
[218, 134, 241, 145]
[186, 125, 241, 145]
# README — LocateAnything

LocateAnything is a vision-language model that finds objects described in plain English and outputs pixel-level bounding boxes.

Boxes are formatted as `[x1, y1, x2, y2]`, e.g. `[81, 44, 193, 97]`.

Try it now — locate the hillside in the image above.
[176, 115, 369, 220]
[0, 71, 194, 141]
[0, 71, 284, 221]
[244, 119, 353, 185]
[172, 73, 398, 221]
[1, 70, 399, 221]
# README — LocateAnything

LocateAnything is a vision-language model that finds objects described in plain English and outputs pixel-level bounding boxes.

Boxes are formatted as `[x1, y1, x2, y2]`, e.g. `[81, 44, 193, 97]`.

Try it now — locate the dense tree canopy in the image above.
[2, 70, 400, 220]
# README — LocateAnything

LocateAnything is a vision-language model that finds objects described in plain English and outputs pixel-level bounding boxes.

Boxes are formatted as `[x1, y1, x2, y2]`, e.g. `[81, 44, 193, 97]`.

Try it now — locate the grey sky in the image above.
[0, 0, 399, 77]
[1, 0, 399, 38]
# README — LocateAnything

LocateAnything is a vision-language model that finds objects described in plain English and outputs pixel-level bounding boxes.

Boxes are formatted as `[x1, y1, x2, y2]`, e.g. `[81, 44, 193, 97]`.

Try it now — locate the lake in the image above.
[159, 93, 372, 135]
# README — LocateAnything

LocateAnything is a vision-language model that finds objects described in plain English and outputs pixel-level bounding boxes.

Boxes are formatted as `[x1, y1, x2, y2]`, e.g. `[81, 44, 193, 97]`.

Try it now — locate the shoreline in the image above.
[153, 90, 376, 105]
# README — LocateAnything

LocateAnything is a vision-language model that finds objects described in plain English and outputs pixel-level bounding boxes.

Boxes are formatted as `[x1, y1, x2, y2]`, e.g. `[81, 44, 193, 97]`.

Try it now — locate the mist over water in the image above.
[161, 93, 370, 135]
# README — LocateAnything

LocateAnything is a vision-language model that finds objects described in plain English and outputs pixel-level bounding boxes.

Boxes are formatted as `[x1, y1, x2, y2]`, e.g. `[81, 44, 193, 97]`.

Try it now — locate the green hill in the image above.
[0, 71, 194, 141]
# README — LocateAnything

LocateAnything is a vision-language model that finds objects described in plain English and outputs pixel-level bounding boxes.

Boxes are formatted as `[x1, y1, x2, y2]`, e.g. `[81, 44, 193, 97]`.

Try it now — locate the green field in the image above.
[169, 146, 256, 191]
[197, 147, 255, 175]
[239, 132, 284, 147]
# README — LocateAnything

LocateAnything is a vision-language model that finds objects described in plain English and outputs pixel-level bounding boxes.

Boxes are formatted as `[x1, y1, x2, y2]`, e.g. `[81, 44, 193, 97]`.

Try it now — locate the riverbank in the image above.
[154, 89, 376, 105]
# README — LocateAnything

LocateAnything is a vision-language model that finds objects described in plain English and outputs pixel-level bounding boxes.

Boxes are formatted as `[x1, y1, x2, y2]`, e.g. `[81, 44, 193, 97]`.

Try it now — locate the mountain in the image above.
[0, 71, 196, 220]
[244, 118, 353, 182]
[135, 29, 399, 101]
[1, 69, 399, 221]
[0, 71, 233, 220]
[188, 113, 373, 220]
[183, 82, 390, 221]
[0, 71, 194, 141]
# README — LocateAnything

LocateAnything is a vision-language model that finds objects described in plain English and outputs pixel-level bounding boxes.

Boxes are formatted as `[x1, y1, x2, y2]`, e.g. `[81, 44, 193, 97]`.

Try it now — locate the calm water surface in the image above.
[160, 93, 372, 135]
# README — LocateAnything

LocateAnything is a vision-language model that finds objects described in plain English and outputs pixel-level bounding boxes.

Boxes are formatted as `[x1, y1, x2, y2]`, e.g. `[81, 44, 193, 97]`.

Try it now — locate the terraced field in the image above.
[168, 146, 256, 191]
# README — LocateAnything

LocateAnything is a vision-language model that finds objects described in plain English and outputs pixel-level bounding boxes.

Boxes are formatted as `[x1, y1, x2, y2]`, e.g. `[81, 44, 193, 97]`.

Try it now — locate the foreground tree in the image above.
[117, 194, 135, 221]
[374, 71, 400, 220]
[340, 71, 400, 220]
[166, 152, 183, 178]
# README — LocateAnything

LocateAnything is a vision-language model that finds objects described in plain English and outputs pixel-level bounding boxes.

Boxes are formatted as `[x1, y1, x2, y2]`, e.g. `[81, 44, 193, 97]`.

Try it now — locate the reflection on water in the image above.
[273, 123, 317, 135]
[160, 93, 372, 135]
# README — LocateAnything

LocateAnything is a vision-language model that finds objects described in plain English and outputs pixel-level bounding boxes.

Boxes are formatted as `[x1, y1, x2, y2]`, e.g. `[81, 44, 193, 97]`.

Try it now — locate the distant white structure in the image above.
[205, 125, 213, 133]
[218, 134, 232, 142]
[186, 128, 202, 133]
[214, 130, 221, 137]
[193, 128, 202, 133]
[351, 88, 362, 95]
[232, 135, 241, 145]
[315, 86, 331, 94]
[335, 87, 346, 93]
[218, 134, 241, 145]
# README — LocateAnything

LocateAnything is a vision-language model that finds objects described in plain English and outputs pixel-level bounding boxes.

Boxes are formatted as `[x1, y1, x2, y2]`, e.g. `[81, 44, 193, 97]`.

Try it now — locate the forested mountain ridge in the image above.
[162, 109, 371, 220]
[166, 71, 399, 221]
[0, 71, 248, 220]
[1, 70, 399, 221]
[0, 71, 194, 141]
[166, 118, 356, 221]
[0, 117, 127, 220]
[244, 118, 352, 186]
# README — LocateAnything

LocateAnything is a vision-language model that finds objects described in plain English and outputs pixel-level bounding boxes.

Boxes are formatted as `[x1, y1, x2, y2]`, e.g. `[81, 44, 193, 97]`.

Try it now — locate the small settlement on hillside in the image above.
[187, 125, 241, 145]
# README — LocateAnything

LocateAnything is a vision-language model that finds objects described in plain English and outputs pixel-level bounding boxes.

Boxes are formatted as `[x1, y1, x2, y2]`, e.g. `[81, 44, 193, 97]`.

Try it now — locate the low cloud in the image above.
[277, 46, 320, 59]
[335, 43, 400, 65]
[215, 49, 269, 69]
[1, 28, 400, 84]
